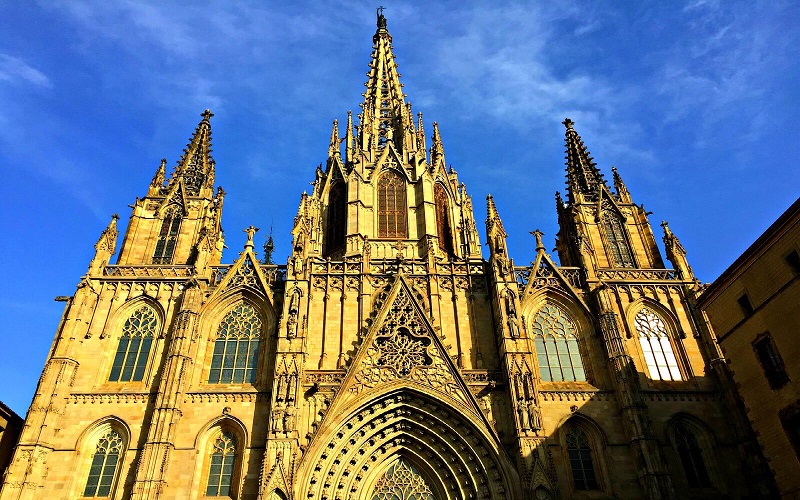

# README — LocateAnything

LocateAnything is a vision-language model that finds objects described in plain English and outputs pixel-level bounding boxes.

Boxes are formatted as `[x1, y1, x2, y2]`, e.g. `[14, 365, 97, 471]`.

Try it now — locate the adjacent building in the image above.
[0, 12, 777, 500]
[697, 196, 800, 497]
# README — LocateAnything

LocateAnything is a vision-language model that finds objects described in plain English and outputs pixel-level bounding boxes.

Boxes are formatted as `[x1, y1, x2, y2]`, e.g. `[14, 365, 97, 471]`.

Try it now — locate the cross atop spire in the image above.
[165, 109, 216, 197]
[563, 118, 605, 202]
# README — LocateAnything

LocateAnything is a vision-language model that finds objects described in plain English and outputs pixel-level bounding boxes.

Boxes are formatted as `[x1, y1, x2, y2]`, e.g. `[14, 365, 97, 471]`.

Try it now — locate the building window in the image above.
[377, 171, 407, 239]
[786, 250, 800, 275]
[209, 303, 262, 384]
[152, 207, 183, 264]
[600, 206, 635, 268]
[634, 307, 682, 381]
[371, 459, 435, 500]
[206, 431, 237, 497]
[737, 293, 754, 317]
[753, 334, 789, 389]
[109, 306, 158, 382]
[674, 424, 711, 488]
[434, 183, 454, 255]
[566, 427, 598, 490]
[83, 430, 124, 497]
[532, 304, 586, 382]
[324, 180, 347, 255]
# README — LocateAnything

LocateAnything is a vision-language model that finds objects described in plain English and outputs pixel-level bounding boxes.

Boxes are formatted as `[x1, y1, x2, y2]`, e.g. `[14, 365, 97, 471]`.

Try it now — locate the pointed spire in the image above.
[417, 112, 427, 159]
[149, 158, 167, 194]
[563, 118, 605, 201]
[485, 194, 505, 234]
[262, 227, 275, 265]
[95, 214, 120, 253]
[328, 119, 341, 158]
[611, 166, 631, 202]
[345, 111, 354, 161]
[661, 221, 695, 279]
[166, 109, 215, 197]
[430, 122, 445, 168]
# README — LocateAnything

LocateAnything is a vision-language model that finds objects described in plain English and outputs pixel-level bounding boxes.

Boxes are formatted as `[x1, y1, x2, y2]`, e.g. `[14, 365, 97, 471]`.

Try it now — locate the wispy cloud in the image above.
[0, 54, 51, 88]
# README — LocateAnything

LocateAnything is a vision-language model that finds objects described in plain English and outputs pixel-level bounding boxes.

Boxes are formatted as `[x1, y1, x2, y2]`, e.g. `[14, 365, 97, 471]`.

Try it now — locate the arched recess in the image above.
[599, 199, 635, 268]
[195, 290, 276, 388]
[69, 416, 131, 499]
[152, 203, 184, 264]
[665, 413, 720, 492]
[521, 290, 596, 384]
[324, 178, 347, 256]
[433, 182, 455, 257]
[188, 415, 249, 500]
[625, 299, 689, 381]
[101, 296, 166, 386]
[296, 389, 521, 499]
[376, 169, 408, 239]
[556, 413, 611, 495]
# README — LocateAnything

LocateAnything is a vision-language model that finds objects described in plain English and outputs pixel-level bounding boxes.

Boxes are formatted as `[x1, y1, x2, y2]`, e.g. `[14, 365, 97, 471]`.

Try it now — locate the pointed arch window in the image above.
[209, 303, 262, 384]
[324, 180, 347, 255]
[371, 459, 435, 500]
[566, 427, 599, 490]
[674, 424, 711, 488]
[377, 171, 407, 239]
[206, 431, 237, 497]
[83, 429, 124, 497]
[109, 305, 158, 382]
[532, 304, 586, 382]
[601, 205, 634, 268]
[434, 183, 455, 256]
[635, 307, 681, 381]
[152, 206, 183, 264]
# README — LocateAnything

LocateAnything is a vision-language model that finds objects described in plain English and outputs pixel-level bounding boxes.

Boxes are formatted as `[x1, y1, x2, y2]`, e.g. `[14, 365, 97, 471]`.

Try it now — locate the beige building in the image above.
[0, 12, 776, 500]
[0, 402, 22, 482]
[697, 197, 800, 498]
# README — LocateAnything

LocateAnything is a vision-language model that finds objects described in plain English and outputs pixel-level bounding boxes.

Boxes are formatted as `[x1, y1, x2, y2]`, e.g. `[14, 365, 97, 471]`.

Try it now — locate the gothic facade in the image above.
[0, 13, 775, 500]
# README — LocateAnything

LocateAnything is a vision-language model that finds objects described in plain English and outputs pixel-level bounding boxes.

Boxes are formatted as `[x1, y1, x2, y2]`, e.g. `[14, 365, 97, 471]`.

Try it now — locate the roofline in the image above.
[697, 196, 800, 308]
[0, 399, 23, 423]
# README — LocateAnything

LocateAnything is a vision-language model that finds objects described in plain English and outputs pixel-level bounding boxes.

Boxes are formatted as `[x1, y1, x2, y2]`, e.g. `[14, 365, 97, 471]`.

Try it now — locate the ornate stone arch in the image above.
[626, 299, 689, 381]
[99, 298, 165, 386]
[188, 415, 249, 500]
[665, 413, 721, 492]
[433, 180, 456, 256]
[323, 169, 348, 256]
[556, 414, 612, 495]
[295, 388, 521, 499]
[69, 416, 131, 499]
[105, 295, 166, 340]
[375, 168, 409, 239]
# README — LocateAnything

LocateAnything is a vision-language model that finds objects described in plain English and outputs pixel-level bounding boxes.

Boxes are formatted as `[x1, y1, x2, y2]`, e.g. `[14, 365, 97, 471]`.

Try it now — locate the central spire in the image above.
[358, 8, 415, 156]
[563, 118, 605, 202]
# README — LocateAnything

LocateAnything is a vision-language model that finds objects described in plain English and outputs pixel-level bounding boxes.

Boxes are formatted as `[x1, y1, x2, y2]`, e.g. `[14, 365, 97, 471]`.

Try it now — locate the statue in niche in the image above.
[287, 373, 297, 402]
[271, 406, 285, 433]
[276, 373, 286, 402]
[286, 314, 298, 339]
[508, 318, 520, 339]
[518, 402, 530, 431]
[504, 291, 517, 318]
[528, 400, 542, 432]
[284, 405, 296, 432]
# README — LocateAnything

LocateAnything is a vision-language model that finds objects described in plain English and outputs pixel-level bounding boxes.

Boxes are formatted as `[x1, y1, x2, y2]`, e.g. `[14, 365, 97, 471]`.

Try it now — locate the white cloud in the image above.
[0, 54, 52, 88]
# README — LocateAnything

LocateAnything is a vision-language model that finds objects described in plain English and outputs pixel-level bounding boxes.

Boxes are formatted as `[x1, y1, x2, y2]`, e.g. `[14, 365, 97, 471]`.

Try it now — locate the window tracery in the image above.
[634, 307, 681, 381]
[566, 427, 598, 490]
[83, 429, 124, 497]
[674, 423, 711, 488]
[371, 459, 435, 500]
[377, 171, 407, 238]
[324, 180, 347, 255]
[152, 206, 183, 264]
[109, 305, 158, 382]
[206, 431, 237, 497]
[209, 303, 262, 384]
[532, 304, 586, 382]
[434, 183, 454, 255]
[600, 204, 634, 267]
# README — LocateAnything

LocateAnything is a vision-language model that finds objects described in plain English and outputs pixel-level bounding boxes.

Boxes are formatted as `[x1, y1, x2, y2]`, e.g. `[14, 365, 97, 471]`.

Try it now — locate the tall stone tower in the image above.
[1, 11, 772, 500]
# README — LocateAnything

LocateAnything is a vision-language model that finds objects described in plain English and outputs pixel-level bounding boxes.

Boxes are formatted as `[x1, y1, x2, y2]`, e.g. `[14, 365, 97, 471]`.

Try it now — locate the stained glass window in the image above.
[635, 307, 681, 381]
[566, 428, 598, 490]
[532, 304, 586, 382]
[434, 183, 454, 255]
[372, 459, 435, 500]
[324, 180, 347, 255]
[109, 306, 158, 382]
[209, 304, 262, 384]
[206, 431, 236, 497]
[377, 171, 407, 238]
[675, 424, 711, 488]
[84, 430, 123, 497]
[152, 207, 183, 264]
[601, 205, 634, 268]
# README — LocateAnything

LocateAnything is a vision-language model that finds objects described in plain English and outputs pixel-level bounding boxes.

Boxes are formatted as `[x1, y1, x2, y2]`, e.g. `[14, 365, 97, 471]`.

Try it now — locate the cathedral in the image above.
[0, 11, 776, 500]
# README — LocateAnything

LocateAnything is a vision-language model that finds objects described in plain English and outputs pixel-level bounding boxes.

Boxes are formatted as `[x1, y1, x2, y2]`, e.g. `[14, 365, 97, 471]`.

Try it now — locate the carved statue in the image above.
[287, 373, 297, 402]
[528, 401, 542, 431]
[508, 318, 520, 339]
[271, 406, 285, 433]
[504, 291, 517, 317]
[286, 314, 298, 339]
[284, 405, 296, 432]
[518, 403, 530, 431]
[276, 374, 286, 402]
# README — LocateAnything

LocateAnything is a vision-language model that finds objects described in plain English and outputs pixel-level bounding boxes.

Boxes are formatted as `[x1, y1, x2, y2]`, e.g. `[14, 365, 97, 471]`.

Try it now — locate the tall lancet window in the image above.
[206, 431, 237, 497]
[324, 180, 347, 255]
[600, 203, 635, 267]
[635, 307, 681, 381]
[83, 429, 124, 497]
[209, 303, 262, 384]
[152, 206, 183, 264]
[532, 304, 586, 382]
[377, 171, 407, 238]
[434, 183, 455, 255]
[109, 305, 158, 382]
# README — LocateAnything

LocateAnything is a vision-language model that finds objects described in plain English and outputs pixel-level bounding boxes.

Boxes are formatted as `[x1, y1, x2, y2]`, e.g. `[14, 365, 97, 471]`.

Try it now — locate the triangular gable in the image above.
[207, 249, 273, 302]
[523, 250, 592, 316]
[261, 454, 291, 499]
[158, 178, 188, 214]
[595, 184, 625, 221]
[316, 276, 494, 433]
[373, 143, 407, 179]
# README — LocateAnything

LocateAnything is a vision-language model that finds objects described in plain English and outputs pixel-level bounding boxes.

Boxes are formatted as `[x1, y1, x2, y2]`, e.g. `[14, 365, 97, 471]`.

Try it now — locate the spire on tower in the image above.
[149, 158, 167, 195]
[262, 227, 275, 265]
[661, 221, 695, 279]
[430, 122, 445, 169]
[563, 118, 605, 201]
[611, 166, 632, 202]
[165, 109, 216, 197]
[328, 119, 341, 158]
[345, 111, 354, 162]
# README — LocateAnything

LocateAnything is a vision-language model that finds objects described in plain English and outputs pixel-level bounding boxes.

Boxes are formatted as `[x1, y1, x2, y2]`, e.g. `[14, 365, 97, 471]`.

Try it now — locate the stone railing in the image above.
[597, 268, 678, 281]
[103, 265, 195, 279]
[210, 264, 286, 286]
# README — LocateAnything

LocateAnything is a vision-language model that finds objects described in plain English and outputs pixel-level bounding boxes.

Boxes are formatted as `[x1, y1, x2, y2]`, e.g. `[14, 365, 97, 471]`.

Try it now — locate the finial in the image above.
[112, 213, 120, 222]
[244, 225, 259, 250]
[562, 118, 574, 130]
[530, 230, 546, 252]
[201, 109, 214, 121]
[377, 6, 387, 29]
[263, 226, 275, 265]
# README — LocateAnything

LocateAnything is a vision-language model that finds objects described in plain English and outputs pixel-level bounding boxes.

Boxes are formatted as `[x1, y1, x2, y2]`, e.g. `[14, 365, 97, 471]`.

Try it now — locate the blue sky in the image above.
[1, 1, 798, 414]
